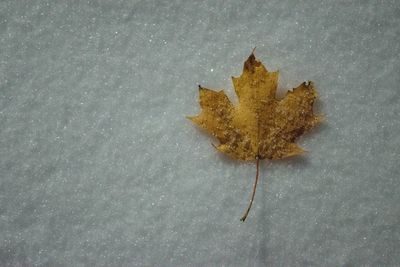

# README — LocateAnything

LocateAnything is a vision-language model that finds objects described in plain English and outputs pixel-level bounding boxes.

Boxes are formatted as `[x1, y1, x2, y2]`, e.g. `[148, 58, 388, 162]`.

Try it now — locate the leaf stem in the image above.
[240, 157, 260, 222]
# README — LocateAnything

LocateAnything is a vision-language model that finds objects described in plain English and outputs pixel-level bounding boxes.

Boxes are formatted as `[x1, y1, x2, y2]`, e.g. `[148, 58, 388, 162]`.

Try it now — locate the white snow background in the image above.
[1, 1, 399, 266]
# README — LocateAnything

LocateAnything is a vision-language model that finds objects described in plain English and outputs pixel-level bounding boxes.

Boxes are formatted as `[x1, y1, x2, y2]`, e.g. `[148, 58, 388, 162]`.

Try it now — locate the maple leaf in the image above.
[188, 52, 322, 221]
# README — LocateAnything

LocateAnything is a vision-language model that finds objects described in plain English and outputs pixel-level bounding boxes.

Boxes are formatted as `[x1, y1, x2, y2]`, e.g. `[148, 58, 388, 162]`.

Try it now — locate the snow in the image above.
[1, 0, 399, 266]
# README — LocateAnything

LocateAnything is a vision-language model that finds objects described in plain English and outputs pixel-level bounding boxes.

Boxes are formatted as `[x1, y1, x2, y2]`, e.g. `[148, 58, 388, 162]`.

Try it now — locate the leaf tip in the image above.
[244, 53, 257, 72]
[186, 115, 195, 121]
[303, 80, 314, 88]
[315, 114, 326, 124]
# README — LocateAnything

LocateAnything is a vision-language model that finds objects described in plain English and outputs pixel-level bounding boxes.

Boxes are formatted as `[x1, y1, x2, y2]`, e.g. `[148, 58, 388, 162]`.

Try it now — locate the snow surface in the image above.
[1, 0, 399, 266]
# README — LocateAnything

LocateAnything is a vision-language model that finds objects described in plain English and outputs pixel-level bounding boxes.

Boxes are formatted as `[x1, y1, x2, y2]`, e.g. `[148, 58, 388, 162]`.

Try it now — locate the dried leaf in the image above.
[188, 52, 322, 221]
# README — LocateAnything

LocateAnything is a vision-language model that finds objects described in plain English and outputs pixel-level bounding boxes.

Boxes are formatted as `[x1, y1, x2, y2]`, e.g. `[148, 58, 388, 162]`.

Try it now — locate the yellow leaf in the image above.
[188, 52, 322, 221]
